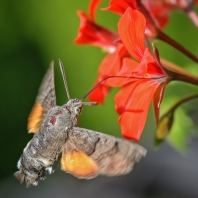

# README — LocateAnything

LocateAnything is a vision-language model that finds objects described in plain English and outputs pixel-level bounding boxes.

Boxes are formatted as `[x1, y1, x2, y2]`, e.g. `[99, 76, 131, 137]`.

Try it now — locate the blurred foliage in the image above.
[0, 0, 198, 181]
[168, 108, 196, 151]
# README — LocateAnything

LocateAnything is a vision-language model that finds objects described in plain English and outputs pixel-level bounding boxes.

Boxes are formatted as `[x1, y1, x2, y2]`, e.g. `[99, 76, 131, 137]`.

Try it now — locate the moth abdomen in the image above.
[14, 170, 25, 184]
[15, 139, 51, 186]
[15, 122, 67, 186]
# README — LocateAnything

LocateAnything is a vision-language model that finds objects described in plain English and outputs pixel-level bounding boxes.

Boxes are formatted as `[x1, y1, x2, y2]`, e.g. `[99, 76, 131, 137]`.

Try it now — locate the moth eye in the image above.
[76, 107, 82, 114]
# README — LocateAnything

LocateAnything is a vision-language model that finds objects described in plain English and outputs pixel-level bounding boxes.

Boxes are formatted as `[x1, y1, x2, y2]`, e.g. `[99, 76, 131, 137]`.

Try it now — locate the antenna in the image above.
[58, 59, 71, 101]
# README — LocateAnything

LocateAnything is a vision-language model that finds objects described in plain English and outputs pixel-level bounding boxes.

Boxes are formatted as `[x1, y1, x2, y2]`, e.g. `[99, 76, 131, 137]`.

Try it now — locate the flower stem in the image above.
[158, 30, 198, 63]
[161, 59, 198, 86]
[161, 58, 197, 78]
[155, 93, 198, 144]
[165, 93, 198, 115]
[164, 68, 198, 86]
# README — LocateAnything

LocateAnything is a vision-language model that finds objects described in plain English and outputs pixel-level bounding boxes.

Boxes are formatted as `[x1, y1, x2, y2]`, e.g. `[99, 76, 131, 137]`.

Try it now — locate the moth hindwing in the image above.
[14, 60, 146, 187]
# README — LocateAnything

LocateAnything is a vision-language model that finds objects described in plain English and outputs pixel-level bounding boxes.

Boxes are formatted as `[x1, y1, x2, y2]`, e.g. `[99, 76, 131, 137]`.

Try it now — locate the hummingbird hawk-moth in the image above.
[14, 60, 146, 187]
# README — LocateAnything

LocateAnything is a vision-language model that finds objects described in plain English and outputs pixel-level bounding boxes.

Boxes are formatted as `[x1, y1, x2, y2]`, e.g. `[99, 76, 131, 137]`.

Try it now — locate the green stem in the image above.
[165, 93, 198, 115]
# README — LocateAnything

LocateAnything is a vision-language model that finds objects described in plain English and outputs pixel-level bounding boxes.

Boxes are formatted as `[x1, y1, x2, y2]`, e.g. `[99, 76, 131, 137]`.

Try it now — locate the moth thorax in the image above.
[49, 110, 63, 126]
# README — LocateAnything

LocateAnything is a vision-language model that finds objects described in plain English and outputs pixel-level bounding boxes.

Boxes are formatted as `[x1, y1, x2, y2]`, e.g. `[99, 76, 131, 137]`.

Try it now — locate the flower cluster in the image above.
[75, 0, 198, 143]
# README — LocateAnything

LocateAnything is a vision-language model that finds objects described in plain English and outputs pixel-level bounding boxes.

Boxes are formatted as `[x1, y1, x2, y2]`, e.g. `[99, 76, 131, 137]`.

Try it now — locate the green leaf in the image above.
[167, 108, 196, 151]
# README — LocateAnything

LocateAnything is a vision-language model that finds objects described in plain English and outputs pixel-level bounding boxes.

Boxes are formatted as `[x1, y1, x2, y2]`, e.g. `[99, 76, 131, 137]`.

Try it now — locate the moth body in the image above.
[15, 99, 82, 187]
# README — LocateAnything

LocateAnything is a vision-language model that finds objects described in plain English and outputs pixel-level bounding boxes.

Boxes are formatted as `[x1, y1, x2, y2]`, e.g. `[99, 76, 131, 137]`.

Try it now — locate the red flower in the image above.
[103, 0, 161, 39]
[75, 2, 119, 53]
[89, 0, 103, 21]
[75, 0, 126, 103]
[144, 0, 198, 28]
[103, 0, 137, 15]
[75, 1, 168, 140]
[107, 8, 168, 141]
[143, 1, 170, 29]
[103, 0, 198, 37]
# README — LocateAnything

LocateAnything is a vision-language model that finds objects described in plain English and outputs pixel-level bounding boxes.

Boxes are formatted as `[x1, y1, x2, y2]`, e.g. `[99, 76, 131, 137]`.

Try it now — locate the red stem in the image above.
[158, 30, 198, 63]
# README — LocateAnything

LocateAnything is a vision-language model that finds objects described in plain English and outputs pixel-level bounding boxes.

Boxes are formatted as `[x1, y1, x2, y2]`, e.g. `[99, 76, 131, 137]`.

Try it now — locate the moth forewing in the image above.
[27, 61, 56, 133]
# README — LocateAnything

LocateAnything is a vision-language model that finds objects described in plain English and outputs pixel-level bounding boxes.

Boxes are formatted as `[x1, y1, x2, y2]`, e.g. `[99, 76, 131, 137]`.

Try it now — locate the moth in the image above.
[14, 60, 146, 187]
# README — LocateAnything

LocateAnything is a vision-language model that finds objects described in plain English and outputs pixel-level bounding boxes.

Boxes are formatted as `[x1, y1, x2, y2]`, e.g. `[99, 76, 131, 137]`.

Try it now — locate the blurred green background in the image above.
[0, 0, 198, 197]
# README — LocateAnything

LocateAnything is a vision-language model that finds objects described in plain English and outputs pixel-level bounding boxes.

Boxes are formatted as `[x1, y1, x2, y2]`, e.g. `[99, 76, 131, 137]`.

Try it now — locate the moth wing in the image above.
[27, 61, 56, 133]
[61, 149, 99, 179]
[61, 127, 146, 179]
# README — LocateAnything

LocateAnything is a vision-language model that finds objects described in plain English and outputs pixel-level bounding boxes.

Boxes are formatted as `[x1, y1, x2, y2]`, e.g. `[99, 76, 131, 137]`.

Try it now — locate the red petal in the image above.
[143, 0, 170, 30]
[151, 6, 169, 29]
[115, 80, 160, 141]
[88, 45, 127, 102]
[118, 8, 146, 61]
[132, 49, 151, 76]
[103, 0, 137, 15]
[99, 44, 127, 77]
[89, 0, 103, 21]
[75, 11, 119, 52]
[137, 48, 165, 77]
[105, 48, 165, 87]
[88, 79, 110, 103]
[153, 82, 166, 125]
[105, 57, 139, 87]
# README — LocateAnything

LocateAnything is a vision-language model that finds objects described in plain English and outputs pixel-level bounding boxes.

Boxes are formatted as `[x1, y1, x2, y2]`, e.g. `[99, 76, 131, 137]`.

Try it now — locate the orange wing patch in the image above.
[27, 102, 43, 133]
[61, 151, 98, 179]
